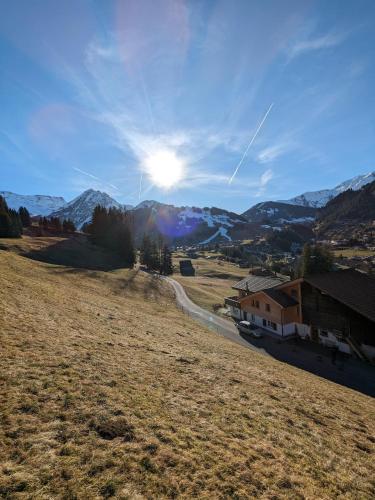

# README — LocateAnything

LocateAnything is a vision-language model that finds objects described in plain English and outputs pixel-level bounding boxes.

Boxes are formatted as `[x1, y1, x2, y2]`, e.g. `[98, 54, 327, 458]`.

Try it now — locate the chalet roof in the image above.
[264, 289, 299, 308]
[232, 274, 289, 292]
[304, 269, 375, 323]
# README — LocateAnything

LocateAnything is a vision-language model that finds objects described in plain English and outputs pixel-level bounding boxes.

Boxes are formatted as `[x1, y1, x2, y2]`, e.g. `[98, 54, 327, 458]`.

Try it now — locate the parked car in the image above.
[236, 321, 263, 338]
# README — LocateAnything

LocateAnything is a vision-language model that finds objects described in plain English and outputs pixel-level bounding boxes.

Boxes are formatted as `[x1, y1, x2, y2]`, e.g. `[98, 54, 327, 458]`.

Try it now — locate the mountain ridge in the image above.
[279, 171, 375, 208]
[3, 170, 374, 243]
[316, 179, 375, 240]
[0, 191, 66, 216]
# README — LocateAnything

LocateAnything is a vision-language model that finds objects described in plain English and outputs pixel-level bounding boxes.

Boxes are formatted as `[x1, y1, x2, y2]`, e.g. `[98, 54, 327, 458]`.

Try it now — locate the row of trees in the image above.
[0, 196, 30, 238]
[87, 206, 136, 267]
[38, 217, 76, 234]
[139, 234, 173, 275]
[85, 206, 174, 272]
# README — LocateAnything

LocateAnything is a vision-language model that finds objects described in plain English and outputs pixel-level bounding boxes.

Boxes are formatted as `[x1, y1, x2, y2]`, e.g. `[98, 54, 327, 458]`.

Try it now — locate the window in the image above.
[255, 300, 260, 309]
[263, 319, 267, 327]
[265, 303, 270, 312]
[251, 314, 255, 321]
[267, 320, 277, 331]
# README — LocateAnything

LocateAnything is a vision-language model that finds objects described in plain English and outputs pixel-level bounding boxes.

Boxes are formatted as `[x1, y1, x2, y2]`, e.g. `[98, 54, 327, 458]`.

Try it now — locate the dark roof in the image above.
[232, 274, 289, 292]
[264, 289, 299, 308]
[305, 269, 375, 323]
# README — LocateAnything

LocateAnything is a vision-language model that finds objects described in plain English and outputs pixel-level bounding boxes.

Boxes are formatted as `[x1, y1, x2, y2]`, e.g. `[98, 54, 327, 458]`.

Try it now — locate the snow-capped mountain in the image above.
[50, 189, 125, 228]
[134, 200, 163, 210]
[0, 191, 66, 216]
[242, 201, 317, 225]
[280, 171, 375, 208]
[131, 203, 253, 245]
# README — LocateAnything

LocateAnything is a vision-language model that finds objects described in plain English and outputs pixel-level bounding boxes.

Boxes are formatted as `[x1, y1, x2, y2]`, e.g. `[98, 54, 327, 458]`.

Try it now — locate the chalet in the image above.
[225, 273, 308, 337]
[225, 268, 375, 361]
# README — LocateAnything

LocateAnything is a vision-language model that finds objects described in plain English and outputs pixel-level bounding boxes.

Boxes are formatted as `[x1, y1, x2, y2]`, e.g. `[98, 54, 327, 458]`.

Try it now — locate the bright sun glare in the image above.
[144, 149, 184, 189]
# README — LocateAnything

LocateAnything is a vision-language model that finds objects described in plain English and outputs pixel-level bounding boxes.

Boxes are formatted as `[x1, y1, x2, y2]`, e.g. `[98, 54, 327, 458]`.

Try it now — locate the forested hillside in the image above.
[316, 180, 375, 239]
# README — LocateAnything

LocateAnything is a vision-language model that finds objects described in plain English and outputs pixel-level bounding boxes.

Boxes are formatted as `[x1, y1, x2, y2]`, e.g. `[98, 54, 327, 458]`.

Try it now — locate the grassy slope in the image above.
[172, 253, 249, 312]
[1, 239, 375, 499]
[333, 248, 375, 258]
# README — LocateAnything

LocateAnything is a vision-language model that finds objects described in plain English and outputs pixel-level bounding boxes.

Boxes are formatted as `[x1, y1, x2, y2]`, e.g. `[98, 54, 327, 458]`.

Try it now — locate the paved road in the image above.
[162, 275, 375, 397]
[163, 276, 267, 355]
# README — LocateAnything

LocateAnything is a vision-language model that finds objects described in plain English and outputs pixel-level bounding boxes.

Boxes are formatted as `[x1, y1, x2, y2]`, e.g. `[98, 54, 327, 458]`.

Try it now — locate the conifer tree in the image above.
[88, 205, 135, 267]
[0, 211, 12, 237]
[299, 243, 334, 276]
[140, 234, 152, 267]
[0, 196, 22, 238]
[160, 244, 173, 275]
[19, 207, 31, 227]
[62, 219, 76, 233]
[8, 209, 22, 237]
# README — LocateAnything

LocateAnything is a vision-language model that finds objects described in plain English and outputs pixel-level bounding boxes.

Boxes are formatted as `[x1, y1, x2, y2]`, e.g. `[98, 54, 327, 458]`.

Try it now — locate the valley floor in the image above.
[1, 237, 375, 498]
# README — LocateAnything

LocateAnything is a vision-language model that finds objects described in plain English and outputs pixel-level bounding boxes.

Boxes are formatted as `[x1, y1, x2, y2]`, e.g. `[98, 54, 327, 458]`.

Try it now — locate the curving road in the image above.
[163, 276, 266, 355]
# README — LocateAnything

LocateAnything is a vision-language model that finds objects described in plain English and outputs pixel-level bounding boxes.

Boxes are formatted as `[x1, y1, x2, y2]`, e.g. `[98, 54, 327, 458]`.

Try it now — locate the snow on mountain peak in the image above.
[280, 171, 375, 208]
[50, 189, 126, 228]
[0, 191, 66, 216]
[134, 200, 162, 209]
[66, 189, 123, 209]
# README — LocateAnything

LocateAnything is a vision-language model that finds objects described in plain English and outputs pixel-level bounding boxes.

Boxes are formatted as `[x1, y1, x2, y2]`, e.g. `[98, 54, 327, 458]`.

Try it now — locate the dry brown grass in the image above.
[172, 253, 249, 312]
[333, 248, 375, 258]
[1, 237, 375, 499]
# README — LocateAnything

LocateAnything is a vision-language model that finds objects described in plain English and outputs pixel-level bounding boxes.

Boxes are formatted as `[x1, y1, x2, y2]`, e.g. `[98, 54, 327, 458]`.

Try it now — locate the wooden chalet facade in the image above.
[300, 270, 375, 360]
[225, 273, 309, 337]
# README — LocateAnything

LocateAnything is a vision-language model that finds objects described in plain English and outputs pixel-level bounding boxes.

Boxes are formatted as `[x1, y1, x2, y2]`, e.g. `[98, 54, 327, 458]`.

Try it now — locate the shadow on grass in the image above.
[22, 235, 126, 271]
[239, 332, 375, 398]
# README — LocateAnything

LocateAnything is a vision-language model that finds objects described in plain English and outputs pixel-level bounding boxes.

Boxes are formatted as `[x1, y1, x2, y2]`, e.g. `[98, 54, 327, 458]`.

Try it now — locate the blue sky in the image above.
[0, 0, 374, 212]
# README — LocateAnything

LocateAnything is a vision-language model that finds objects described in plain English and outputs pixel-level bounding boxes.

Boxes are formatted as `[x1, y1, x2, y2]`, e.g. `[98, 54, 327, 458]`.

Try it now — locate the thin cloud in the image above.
[257, 141, 294, 163]
[288, 32, 346, 59]
[260, 169, 273, 186]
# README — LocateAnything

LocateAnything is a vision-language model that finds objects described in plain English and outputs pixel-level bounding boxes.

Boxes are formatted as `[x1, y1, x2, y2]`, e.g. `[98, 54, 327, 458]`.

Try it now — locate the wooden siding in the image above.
[241, 291, 283, 323]
[301, 282, 375, 346]
[240, 288, 302, 325]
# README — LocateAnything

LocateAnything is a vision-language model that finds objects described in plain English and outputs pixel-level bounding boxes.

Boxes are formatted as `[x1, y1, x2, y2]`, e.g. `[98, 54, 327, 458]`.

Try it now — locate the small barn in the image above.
[179, 259, 195, 276]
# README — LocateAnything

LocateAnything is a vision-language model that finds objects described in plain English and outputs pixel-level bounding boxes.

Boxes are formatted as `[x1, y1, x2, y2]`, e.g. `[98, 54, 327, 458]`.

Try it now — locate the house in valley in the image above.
[225, 272, 308, 337]
[225, 268, 375, 361]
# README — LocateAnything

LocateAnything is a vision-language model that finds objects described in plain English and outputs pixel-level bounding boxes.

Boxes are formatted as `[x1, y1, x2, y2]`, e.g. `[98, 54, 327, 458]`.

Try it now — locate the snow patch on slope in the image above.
[199, 227, 232, 244]
[179, 208, 243, 228]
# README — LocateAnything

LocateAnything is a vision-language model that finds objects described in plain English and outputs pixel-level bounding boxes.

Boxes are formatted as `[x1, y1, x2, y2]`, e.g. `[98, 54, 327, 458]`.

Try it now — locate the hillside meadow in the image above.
[172, 252, 249, 313]
[1, 236, 375, 499]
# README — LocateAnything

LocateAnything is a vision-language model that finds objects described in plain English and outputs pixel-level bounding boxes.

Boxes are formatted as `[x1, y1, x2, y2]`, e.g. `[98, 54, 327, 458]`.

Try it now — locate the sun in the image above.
[144, 149, 184, 189]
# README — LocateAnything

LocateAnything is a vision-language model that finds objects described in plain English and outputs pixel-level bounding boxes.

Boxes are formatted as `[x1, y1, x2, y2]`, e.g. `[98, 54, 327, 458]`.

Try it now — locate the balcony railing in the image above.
[225, 296, 241, 308]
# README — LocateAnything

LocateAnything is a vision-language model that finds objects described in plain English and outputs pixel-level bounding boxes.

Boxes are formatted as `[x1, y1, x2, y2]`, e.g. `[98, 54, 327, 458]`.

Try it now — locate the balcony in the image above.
[225, 296, 241, 308]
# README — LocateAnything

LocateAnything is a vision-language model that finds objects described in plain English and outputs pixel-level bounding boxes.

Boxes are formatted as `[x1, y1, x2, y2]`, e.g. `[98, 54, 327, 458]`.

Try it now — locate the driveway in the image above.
[164, 276, 375, 397]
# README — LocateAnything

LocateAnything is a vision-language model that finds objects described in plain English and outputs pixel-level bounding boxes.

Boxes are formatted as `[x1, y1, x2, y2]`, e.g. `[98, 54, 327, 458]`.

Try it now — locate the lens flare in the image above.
[144, 149, 184, 189]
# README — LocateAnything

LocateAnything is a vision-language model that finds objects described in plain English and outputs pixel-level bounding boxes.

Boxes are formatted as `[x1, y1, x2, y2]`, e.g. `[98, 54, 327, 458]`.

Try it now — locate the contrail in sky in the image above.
[228, 103, 274, 184]
[73, 167, 119, 191]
